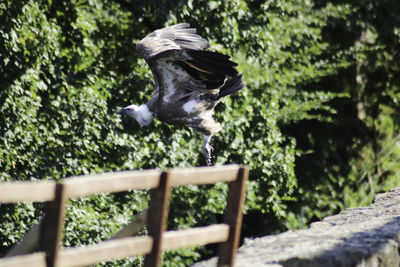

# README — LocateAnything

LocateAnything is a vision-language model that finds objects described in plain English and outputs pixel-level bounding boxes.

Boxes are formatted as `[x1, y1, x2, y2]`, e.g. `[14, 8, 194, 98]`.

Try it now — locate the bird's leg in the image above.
[202, 135, 214, 166]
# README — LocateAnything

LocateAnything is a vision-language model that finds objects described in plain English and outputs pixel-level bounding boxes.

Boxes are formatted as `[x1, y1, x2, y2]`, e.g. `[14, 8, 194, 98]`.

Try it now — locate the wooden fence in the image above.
[0, 165, 248, 267]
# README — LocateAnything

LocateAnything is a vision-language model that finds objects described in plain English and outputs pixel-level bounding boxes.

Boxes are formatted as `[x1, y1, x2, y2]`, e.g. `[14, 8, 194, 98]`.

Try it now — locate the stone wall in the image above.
[194, 188, 400, 267]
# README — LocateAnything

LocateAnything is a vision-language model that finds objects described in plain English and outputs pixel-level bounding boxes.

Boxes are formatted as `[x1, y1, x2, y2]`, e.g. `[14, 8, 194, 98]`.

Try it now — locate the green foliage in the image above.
[344, 106, 400, 208]
[1, 0, 400, 266]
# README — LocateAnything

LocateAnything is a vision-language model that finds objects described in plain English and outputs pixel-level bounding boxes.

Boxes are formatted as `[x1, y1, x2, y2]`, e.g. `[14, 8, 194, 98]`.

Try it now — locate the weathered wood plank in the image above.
[1, 225, 230, 267]
[0, 253, 46, 267]
[57, 236, 153, 267]
[61, 170, 161, 198]
[144, 171, 171, 267]
[162, 224, 230, 251]
[0, 181, 56, 203]
[169, 164, 241, 186]
[217, 167, 249, 267]
[0, 166, 241, 204]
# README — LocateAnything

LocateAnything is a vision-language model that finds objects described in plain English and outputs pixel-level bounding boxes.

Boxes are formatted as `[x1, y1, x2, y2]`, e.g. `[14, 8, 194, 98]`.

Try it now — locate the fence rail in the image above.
[0, 165, 248, 267]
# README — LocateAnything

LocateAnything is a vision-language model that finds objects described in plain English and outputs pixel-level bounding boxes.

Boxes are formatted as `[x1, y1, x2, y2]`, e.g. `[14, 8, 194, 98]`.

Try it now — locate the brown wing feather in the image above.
[136, 23, 209, 60]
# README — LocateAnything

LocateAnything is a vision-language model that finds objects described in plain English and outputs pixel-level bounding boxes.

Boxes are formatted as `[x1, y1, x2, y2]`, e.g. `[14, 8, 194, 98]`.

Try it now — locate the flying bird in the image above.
[117, 23, 244, 165]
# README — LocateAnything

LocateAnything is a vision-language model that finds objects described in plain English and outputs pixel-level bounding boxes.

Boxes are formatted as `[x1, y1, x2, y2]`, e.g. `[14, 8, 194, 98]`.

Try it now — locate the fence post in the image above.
[143, 171, 171, 267]
[217, 167, 248, 267]
[39, 183, 67, 267]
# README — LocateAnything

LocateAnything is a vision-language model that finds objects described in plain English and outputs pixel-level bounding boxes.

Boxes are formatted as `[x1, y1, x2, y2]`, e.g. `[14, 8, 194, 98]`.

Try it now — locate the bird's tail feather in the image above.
[218, 74, 244, 99]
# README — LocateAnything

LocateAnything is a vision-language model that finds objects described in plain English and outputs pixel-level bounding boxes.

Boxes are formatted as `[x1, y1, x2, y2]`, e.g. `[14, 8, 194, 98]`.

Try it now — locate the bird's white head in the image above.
[117, 104, 153, 126]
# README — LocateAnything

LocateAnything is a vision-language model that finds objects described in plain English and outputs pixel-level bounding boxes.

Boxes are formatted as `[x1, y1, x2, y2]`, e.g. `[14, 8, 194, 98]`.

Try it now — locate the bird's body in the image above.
[118, 23, 244, 165]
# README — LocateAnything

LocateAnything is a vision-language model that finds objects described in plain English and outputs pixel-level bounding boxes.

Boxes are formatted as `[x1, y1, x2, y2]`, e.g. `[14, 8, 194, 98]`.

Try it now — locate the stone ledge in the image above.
[193, 187, 400, 267]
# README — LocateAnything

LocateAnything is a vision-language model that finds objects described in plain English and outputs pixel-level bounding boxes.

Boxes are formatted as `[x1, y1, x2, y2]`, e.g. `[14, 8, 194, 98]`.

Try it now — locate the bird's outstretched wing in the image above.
[136, 23, 238, 108]
[136, 23, 211, 101]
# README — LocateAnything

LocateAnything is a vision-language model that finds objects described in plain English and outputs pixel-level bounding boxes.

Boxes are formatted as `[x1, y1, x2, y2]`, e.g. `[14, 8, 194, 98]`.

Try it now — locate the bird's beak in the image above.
[116, 108, 124, 114]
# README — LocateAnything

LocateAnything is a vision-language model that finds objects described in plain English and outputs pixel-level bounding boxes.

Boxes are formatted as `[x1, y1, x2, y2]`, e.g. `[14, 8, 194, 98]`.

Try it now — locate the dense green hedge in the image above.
[1, 0, 399, 265]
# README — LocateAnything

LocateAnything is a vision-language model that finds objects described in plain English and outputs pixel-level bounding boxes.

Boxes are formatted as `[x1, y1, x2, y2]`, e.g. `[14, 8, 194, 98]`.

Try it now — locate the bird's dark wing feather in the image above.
[148, 49, 238, 106]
